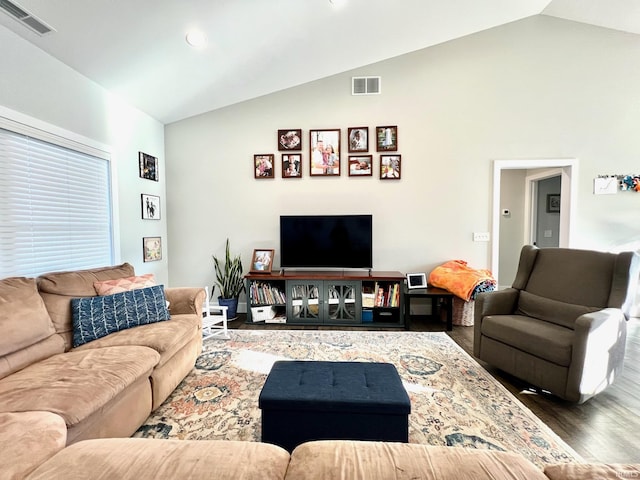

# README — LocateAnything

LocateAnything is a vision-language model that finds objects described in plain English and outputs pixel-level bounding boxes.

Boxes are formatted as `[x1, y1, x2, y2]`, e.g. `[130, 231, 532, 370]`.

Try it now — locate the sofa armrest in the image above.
[566, 308, 627, 403]
[473, 288, 519, 356]
[544, 462, 640, 480]
[165, 287, 206, 316]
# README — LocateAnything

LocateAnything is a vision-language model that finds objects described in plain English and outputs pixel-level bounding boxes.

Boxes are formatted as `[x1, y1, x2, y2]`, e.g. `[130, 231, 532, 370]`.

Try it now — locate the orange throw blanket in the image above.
[428, 260, 496, 301]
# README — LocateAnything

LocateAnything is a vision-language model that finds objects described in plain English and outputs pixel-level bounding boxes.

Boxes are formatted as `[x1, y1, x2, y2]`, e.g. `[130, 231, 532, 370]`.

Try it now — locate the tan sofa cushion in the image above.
[0, 345, 159, 427]
[286, 440, 548, 480]
[27, 438, 290, 480]
[73, 314, 199, 368]
[0, 411, 67, 480]
[544, 463, 640, 480]
[0, 277, 64, 379]
[37, 263, 135, 350]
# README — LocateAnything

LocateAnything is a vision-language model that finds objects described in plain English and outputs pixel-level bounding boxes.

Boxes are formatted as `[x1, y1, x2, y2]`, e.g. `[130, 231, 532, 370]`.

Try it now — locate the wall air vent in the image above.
[352, 76, 381, 95]
[0, 0, 54, 35]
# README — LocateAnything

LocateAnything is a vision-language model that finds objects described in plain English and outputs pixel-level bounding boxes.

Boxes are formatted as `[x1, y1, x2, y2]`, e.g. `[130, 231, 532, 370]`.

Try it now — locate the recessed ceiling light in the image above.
[185, 29, 207, 48]
[329, 0, 346, 7]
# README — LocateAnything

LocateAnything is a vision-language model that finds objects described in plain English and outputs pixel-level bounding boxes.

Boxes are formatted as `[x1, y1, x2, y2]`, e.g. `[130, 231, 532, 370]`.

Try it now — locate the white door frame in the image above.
[492, 158, 578, 284]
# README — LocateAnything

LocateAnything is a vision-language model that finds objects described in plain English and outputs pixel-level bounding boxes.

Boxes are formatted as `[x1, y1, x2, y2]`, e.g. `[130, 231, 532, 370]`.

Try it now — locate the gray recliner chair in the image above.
[474, 245, 639, 403]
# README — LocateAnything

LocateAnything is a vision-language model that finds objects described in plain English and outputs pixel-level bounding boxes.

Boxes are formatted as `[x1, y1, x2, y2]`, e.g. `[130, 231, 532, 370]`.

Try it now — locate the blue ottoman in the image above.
[259, 360, 411, 452]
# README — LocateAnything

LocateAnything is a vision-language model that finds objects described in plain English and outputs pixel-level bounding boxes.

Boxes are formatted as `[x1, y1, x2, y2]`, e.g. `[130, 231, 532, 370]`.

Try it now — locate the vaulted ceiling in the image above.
[2, 0, 639, 124]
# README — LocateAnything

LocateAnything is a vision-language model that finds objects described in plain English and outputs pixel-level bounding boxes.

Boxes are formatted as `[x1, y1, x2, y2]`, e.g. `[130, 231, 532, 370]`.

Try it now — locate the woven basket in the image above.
[452, 297, 475, 326]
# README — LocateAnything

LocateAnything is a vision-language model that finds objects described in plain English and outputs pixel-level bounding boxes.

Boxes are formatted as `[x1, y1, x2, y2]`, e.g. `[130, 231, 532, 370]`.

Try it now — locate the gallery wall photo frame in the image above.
[547, 193, 561, 213]
[348, 127, 369, 153]
[282, 154, 302, 178]
[139, 152, 159, 181]
[278, 129, 302, 151]
[254, 154, 275, 178]
[309, 129, 340, 176]
[376, 125, 398, 152]
[380, 154, 401, 180]
[143, 236, 162, 262]
[141, 194, 160, 220]
[348, 155, 372, 177]
[250, 249, 275, 273]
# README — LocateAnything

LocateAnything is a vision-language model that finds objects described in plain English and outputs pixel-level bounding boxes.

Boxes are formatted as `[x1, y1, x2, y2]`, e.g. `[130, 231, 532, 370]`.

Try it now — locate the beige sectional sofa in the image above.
[0, 263, 205, 446]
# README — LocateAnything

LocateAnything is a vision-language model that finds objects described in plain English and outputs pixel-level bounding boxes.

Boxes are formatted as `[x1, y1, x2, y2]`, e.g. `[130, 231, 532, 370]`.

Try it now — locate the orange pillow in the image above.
[93, 273, 156, 296]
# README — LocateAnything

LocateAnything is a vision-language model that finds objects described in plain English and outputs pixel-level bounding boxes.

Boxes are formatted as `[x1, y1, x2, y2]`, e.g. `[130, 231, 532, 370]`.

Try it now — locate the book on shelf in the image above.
[373, 282, 401, 308]
[249, 281, 286, 305]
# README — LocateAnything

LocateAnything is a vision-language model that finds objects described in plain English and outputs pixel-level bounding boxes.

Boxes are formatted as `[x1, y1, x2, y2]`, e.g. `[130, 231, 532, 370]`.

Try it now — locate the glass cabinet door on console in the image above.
[287, 281, 323, 323]
[326, 281, 361, 323]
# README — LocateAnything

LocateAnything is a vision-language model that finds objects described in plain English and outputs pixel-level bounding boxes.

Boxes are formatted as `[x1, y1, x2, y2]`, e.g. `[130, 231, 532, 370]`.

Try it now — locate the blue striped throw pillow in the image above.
[71, 285, 170, 347]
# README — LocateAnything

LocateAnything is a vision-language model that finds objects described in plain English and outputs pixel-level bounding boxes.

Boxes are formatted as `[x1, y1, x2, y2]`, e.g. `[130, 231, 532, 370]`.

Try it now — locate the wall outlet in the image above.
[473, 232, 490, 242]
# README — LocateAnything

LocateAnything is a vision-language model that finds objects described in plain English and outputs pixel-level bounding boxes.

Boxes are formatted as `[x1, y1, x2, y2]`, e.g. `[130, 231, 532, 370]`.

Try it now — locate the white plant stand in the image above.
[202, 286, 229, 340]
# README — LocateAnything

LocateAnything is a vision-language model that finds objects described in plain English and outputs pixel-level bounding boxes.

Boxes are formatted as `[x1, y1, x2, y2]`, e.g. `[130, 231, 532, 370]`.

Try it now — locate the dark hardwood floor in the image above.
[228, 315, 640, 463]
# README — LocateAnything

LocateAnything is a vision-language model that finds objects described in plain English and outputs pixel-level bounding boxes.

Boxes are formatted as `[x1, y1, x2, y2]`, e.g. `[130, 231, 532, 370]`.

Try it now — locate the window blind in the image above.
[0, 127, 113, 277]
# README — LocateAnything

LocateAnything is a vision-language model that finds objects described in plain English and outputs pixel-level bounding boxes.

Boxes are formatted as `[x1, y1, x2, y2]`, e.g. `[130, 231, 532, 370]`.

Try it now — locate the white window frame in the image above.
[0, 105, 120, 276]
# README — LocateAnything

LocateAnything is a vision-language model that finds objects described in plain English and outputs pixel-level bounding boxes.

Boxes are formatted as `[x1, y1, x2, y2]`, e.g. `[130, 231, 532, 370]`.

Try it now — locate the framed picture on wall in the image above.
[139, 152, 159, 181]
[250, 249, 275, 273]
[282, 154, 302, 178]
[348, 155, 372, 176]
[309, 129, 340, 176]
[278, 129, 302, 151]
[254, 154, 275, 178]
[141, 194, 160, 220]
[143, 237, 162, 262]
[348, 127, 369, 153]
[547, 193, 561, 213]
[380, 155, 401, 180]
[376, 126, 398, 152]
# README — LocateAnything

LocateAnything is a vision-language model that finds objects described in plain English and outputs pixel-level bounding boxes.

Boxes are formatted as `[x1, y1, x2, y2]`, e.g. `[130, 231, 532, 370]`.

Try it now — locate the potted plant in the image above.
[212, 238, 245, 320]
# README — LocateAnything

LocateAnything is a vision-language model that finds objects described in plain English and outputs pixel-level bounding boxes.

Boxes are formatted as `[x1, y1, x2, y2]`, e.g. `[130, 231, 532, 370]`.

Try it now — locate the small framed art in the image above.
[310, 129, 340, 176]
[250, 249, 274, 273]
[141, 194, 160, 220]
[348, 127, 369, 153]
[376, 126, 398, 152]
[139, 152, 159, 181]
[348, 155, 372, 176]
[547, 194, 561, 213]
[406, 273, 427, 289]
[282, 154, 302, 178]
[254, 154, 275, 178]
[380, 155, 401, 179]
[143, 237, 162, 262]
[278, 129, 302, 151]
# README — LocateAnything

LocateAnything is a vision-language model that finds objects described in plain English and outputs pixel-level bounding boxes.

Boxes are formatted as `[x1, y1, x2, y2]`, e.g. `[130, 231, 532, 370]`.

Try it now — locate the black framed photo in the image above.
[278, 129, 302, 151]
[282, 154, 302, 178]
[310, 129, 340, 176]
[143, 237, 162, 262]
[348, 127, 369, 153]
[254, 154, 275, 178]
[380, 155, 401, 180]
[348, 155, 372, 176]
[547, 194, 561, 213]
[141, 194, 160, 220]
[139, 152, 159, 181]
[376, 126, 398, 152]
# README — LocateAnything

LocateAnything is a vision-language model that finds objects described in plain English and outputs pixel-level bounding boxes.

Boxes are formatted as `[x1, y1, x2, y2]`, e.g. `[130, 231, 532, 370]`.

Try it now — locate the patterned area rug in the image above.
[134, 330, 582, 467]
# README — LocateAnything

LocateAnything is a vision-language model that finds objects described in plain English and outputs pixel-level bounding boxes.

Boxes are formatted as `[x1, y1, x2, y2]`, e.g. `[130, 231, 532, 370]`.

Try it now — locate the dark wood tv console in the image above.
[245, 271, 405, 327]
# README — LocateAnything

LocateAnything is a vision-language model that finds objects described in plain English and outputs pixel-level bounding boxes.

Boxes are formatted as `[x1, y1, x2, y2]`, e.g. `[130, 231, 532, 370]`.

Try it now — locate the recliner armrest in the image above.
[473, 288, 519, 356]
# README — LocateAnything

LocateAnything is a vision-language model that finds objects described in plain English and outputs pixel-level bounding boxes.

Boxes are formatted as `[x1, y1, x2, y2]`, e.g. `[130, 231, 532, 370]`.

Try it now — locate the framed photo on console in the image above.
[309, 129, 340, 176]
[251, 249, 274, 273]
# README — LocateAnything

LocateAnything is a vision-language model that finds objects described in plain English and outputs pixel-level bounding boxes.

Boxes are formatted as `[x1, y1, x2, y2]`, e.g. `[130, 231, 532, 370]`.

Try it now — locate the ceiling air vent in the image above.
[0, 0, 54, 35]
[352, 76, 381, 96]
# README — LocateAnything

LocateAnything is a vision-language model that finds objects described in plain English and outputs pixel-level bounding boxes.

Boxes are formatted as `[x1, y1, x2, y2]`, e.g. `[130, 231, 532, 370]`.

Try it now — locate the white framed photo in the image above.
[406, 272, 427, 289]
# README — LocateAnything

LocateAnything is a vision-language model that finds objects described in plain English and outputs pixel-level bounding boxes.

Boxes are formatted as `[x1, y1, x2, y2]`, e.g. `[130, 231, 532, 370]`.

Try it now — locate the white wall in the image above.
[166, 15, 640, 301]
[0, 25, 169, 283]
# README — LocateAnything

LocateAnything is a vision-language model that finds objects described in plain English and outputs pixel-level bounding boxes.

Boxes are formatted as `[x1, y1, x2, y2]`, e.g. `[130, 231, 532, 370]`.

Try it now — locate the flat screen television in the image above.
[280, 215, 373, 269]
